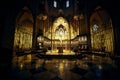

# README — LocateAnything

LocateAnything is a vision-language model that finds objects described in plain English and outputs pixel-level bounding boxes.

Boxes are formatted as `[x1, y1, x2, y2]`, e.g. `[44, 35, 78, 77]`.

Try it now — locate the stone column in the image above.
[32, 16, 37, 51]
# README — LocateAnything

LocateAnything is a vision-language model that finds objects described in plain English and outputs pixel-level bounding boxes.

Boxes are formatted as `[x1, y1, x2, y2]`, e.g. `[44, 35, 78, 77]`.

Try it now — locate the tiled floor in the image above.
[6, 54, 120, 80]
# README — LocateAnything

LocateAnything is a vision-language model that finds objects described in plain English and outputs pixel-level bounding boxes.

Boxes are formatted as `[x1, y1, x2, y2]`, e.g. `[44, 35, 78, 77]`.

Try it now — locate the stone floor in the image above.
[1, 53, 120, 80]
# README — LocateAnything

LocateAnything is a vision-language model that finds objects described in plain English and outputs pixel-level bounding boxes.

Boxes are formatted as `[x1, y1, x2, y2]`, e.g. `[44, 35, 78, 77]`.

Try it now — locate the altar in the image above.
[46, 50, 75, 55]
[58, 47, 63, 53]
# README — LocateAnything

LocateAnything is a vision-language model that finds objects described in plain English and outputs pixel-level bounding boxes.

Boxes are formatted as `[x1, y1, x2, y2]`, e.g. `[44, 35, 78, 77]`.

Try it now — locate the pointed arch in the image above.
[90, 6, 114, 55]
[13, 6, 34, 53]
[53, 17, 69, 35]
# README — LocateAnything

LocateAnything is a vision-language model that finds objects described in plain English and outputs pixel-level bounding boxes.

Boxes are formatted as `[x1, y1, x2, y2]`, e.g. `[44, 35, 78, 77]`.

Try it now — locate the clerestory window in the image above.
[66, 0, 69, 8]
[54, 0, 57, 8]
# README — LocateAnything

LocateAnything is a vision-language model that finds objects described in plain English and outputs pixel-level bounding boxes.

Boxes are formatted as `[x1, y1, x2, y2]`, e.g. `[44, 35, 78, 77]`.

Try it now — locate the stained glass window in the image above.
[54, 0, 57, 8]
[66, 0, 69, 8]
[93, 24, 98, 32]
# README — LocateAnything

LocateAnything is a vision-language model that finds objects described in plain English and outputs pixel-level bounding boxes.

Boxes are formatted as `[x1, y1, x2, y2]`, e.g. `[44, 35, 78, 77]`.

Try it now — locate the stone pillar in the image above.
[68, 20, 71, 52]
[32, 16, 37, 51]
[87, 15, 92, 52]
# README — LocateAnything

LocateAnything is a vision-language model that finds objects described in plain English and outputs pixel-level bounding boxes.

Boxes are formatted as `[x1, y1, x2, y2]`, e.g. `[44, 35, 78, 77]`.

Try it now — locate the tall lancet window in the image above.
[53, 0, 57, 8]
[66, 0, 69, 8]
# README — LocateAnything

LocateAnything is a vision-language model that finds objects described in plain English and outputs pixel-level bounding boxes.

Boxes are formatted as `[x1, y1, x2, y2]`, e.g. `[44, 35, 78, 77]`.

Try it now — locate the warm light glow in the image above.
[55, 25, 68, 41]
[53, 17, 69, 40]
[59, 62, 64, 75]
[74, 15, 79, 20]
[98, 65, 102, 69]
[92, 54, 95, 60]
[26, 54, 32, 62]
[46, 50, 75, 55]
[20, 64, 23, 70]
[54, 17, 68, 30]
[46, 17, 76, 39]
[37, 36, 43, 42]
[45, 17, 77, 53]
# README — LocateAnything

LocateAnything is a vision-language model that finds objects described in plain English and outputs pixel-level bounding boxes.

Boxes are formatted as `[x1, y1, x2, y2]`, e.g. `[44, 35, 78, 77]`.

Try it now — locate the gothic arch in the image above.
[52, 17, 69, 40]
[13, 6, 34, 52]
[90, 6, 114, 55]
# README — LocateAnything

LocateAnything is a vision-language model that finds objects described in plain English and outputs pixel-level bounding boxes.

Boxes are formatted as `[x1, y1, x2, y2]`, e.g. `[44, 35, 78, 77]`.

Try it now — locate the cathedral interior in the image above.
[0, 0, 120, 80]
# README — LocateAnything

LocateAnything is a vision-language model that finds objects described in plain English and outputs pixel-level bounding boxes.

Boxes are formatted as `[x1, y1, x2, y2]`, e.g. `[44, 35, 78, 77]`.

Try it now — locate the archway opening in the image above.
[90, 7, 114, 56]
[46, 17, 75, 55]
[13, 7, 33, 54]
